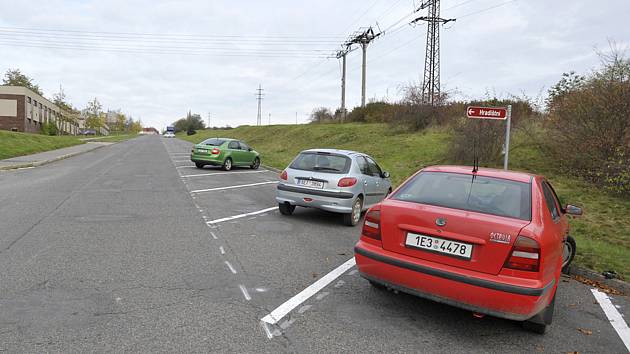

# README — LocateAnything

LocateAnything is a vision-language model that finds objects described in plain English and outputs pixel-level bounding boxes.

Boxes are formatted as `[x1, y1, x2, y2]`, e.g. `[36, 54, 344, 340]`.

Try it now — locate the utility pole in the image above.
[412, 0, 455, 106]
[336, 47, 351, 120]
[207, 112, 211, 129]
[255, 84, 264, 126]
[346, 27, 381, 107]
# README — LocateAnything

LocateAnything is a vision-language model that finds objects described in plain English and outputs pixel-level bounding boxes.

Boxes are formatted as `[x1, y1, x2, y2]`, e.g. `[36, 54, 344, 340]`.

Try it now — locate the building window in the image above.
[27, 97, 31, 103]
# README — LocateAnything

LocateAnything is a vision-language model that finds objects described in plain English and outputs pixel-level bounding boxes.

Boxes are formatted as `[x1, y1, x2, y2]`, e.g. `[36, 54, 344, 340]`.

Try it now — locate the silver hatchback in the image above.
[276, 149, 392, 226]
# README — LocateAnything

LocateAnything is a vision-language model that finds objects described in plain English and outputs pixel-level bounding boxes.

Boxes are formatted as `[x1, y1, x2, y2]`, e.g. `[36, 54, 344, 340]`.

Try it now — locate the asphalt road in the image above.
[0, 135, 628, 353]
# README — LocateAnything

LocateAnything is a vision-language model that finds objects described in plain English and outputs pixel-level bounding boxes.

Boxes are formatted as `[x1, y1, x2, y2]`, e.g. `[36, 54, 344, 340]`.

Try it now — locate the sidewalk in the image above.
[0, 142, 112, 170]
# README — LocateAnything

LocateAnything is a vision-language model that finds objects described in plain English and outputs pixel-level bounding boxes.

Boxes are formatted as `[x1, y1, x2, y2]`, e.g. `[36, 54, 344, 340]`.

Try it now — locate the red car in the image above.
[354, 166, 582, 333]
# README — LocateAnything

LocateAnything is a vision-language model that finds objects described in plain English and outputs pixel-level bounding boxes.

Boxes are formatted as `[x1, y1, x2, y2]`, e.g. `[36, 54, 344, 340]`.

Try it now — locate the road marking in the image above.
[260, 257, 356, 326]
[219, 246, 226, 255]
[591, 289, 630, 351]
[210, 231, 218, 240]
[206, 207, 277, 225]
[191, 181, 278, 194]
[181, 170, 268, 178]
[239, 284, 251, 301]
[225, 261, 237, 274]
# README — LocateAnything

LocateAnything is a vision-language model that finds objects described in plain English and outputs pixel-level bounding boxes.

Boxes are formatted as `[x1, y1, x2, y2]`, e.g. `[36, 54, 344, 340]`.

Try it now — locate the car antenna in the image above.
[472, 136, 479, 174]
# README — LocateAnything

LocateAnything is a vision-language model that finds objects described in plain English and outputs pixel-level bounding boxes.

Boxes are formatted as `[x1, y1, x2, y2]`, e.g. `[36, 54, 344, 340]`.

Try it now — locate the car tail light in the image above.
[362, 210, 381, 240]
[211, 148, 220, 155]
[338, 177, 357, 187]
[504, 236, 540, 272]
[280, 170, 288, 180]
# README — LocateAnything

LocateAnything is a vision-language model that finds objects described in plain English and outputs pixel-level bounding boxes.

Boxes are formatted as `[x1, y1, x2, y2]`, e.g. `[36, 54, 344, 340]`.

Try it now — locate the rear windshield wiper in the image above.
[312, 166, 340, 172]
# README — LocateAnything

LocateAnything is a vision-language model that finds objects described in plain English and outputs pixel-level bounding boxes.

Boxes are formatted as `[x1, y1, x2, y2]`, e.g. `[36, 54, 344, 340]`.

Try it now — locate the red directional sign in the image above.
[466, 106, 508, 120]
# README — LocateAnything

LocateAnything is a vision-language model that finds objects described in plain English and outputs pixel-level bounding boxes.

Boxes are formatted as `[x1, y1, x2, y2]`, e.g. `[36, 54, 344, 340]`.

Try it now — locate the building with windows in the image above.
[0, 86, 78, 135]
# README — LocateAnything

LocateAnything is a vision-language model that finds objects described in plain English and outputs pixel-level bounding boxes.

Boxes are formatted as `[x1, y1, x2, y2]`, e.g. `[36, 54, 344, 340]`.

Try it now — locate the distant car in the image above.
[79, 129, 96, 136]
[276, 149, 392, 226]
[354, 166, 583, 334]
[163, 132, 175, 138]
[190, 138, 260, 170]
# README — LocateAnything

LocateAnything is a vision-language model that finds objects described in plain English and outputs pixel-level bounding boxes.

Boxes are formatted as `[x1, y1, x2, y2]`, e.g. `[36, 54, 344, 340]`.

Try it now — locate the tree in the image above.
[172, 111, 205, 132]
[85, 97, 104, 132]
[2, 69, 43, 95]
[309, 107, 333, 123]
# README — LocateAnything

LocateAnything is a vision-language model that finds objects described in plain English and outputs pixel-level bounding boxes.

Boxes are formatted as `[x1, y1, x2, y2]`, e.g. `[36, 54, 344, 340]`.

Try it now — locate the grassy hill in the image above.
[180, 123, 630, 279]
[0, 130, 84, 160]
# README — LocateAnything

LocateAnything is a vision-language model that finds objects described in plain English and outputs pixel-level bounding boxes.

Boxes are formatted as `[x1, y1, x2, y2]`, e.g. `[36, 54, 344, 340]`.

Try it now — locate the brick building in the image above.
[0, 86, 78, 135]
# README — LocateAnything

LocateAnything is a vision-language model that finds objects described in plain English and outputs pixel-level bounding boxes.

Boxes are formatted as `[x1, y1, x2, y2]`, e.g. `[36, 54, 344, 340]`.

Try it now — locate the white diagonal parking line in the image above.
[181, 170, 269, 178]
[206, 206, 277, 224]
[591, 289, 630, 351]
[260, 257, 356, 327]
[191, 181, 277, 194]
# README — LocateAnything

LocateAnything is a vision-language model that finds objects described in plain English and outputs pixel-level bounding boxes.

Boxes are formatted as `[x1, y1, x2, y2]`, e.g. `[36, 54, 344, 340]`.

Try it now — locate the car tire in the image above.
[251, 157, 260, 170]
[561, 235, 577, 274]
[522, 292, 555, 334]
[368, 280, 386, 290]
[222, 157, 232, 171]
[522, 321, 547, 334]
[343, 196, 363, 226]
[278, 203, 295, 216]
[195, 162, 204, 169]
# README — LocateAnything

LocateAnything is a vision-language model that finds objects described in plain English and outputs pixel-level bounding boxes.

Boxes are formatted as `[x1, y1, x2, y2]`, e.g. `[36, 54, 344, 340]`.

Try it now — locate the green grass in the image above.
[0, 130, 84, 160]
[80, 134, 137, 143]
[179, 123, 630, 278]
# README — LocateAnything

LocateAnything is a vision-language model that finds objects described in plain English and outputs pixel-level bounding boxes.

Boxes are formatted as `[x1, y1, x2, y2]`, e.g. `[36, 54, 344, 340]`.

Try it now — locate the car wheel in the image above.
[251, 157, 260, 170]
[522, 292, 555, 334]
[368, 280, 386, 290]
[561, 235, 577, 274]
[195, 162, 204, 169]
[222, 157, 232, 171]
[343, 196, 363, 226]
[522, 321, 547, 334]
[278, 203, 295, 216]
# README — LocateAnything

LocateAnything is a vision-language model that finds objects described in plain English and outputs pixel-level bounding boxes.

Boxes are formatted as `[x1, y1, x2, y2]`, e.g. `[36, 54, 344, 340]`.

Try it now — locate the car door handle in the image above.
[363, 180, 368, 185]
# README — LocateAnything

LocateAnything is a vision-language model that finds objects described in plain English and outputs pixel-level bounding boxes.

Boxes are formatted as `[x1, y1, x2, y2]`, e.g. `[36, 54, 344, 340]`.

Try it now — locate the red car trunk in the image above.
[380, 199, 531, 275]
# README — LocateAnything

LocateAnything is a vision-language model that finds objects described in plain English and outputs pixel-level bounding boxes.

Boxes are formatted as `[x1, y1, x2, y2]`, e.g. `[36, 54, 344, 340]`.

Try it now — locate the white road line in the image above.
[206, 206, 277, 225]
[260, 257, 356, 326]
[191, 181, 277, 194]
[591, 289, 630, 351]
[210, 231, 218, 240]
[224, 261, 238, 274]
[239, 284, 252, 301]
[219, 246, 226, 255]
[181, 170, 268, 178]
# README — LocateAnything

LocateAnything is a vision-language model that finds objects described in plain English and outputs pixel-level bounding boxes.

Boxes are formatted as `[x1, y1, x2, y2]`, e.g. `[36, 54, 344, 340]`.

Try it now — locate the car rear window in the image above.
[201, 138, 226, 146]
[289, 152, 351, 174]
[392, 172, 532, 220]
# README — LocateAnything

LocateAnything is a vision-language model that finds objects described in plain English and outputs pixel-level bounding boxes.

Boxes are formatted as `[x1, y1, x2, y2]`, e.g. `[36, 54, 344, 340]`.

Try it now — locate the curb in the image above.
[567, 264, 629, 295]
[0, 143, 108, 171]
[262, 164, 282, 173]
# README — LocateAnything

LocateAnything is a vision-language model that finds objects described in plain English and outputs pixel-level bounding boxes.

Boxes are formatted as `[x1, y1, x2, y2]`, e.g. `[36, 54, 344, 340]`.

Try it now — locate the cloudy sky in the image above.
[0, 0, 627, 129]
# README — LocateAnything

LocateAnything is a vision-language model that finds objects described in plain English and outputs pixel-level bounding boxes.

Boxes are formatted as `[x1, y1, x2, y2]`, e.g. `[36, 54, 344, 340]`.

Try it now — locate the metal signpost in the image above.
[466, 105, 513, 170]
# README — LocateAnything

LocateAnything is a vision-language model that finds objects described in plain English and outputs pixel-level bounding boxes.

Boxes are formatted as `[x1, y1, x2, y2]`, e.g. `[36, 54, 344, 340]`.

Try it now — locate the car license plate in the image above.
[405, 232, 473, 260]
[196, 149, 207, 153]
[297, 179, 324, 189]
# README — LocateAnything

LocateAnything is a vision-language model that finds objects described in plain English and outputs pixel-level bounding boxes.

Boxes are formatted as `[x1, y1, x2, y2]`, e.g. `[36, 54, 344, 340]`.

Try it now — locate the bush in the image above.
[545, 51, 630, 194]
[446, 98, 538, 166]
[41, 122, 58, 136]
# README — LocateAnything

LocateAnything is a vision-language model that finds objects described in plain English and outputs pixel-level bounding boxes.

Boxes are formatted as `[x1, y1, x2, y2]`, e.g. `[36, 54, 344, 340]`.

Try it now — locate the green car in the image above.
[190, 138, 260, 170]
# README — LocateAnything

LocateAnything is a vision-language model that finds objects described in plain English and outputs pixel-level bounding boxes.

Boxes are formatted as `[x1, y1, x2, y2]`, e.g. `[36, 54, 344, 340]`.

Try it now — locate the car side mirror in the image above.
[381, 171, 390, 178]
[564, 204, 583, 216]
[248, 148, 253, 151]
